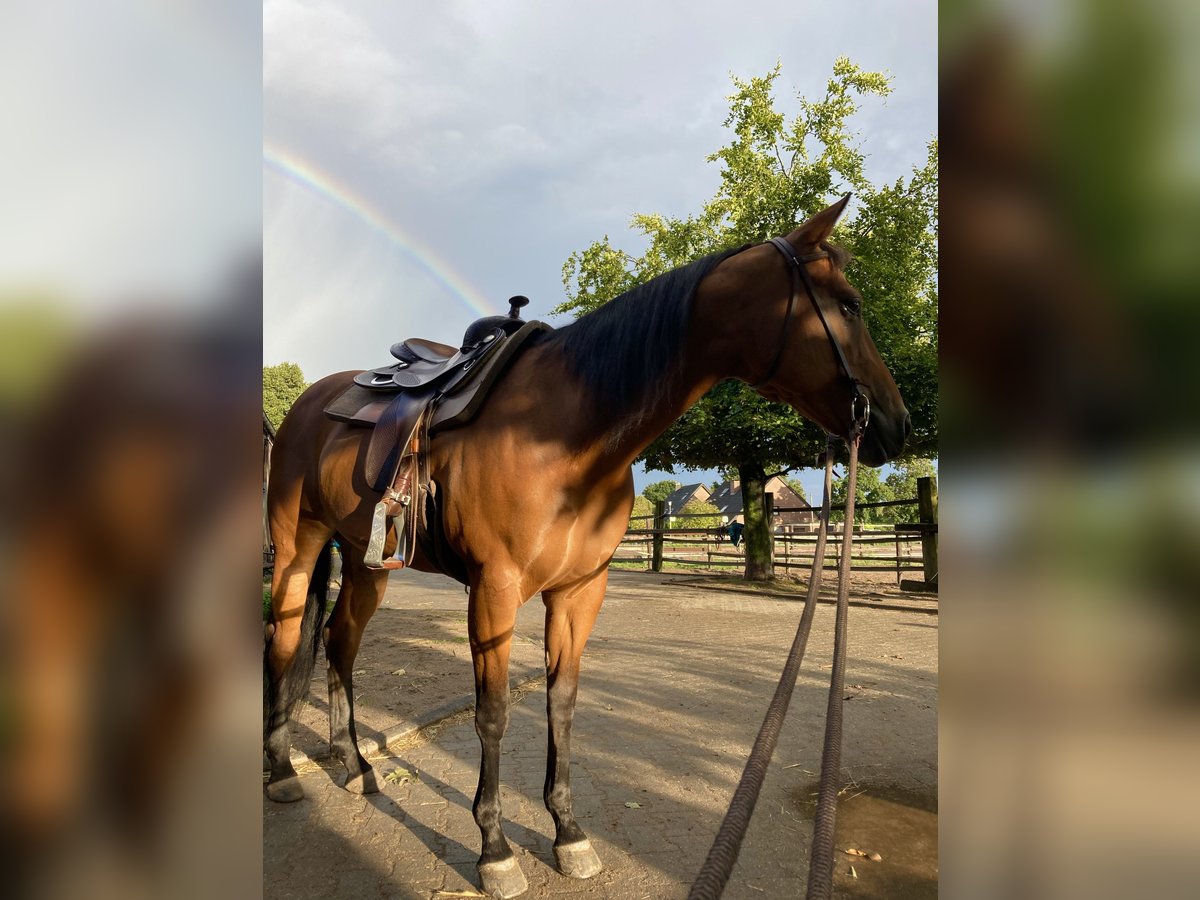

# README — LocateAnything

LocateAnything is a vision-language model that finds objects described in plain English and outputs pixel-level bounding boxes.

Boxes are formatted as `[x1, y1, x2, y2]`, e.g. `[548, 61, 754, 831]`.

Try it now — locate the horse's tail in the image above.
[264, 542, 331, 734]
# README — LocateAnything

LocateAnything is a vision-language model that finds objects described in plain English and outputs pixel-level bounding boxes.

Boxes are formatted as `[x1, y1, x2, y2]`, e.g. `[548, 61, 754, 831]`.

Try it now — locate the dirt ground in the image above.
[271, 568, 937, 898]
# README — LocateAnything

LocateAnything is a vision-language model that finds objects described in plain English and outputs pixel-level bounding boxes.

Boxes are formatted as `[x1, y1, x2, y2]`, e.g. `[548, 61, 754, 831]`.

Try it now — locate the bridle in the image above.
[751, 237, 871, 439]
[690, 240, 877, 900]
[691, 233, 884, 900]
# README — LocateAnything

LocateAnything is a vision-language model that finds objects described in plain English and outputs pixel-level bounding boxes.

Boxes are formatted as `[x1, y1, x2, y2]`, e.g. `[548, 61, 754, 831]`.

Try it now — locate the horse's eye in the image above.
[841, 297, 862, 317]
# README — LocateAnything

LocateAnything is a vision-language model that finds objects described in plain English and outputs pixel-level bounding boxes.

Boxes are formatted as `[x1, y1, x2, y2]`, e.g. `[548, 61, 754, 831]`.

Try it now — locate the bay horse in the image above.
[264, 196, 910, 897]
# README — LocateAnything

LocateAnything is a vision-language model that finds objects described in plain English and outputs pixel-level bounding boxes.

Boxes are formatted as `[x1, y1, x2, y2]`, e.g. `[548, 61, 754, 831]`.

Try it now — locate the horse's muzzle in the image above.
[858, 408, 910, 466]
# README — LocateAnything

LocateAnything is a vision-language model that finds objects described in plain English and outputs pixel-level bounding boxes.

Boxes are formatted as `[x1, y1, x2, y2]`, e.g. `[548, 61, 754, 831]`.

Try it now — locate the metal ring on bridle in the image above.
[852, 391, 870, 435]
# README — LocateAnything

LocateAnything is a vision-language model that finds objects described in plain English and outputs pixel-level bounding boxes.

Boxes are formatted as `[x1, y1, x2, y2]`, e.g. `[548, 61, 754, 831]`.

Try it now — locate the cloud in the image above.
[264, 0, 937, 376]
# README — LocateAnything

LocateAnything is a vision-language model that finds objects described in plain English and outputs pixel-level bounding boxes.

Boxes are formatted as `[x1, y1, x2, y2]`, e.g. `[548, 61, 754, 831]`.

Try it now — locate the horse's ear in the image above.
[788, 193, 852, 248]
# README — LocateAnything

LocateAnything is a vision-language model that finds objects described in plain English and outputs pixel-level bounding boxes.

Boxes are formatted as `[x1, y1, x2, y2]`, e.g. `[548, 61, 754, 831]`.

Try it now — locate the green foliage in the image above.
[831, 465, 894, 524]
[831, 458, 937, 524]
[557, 60, 937, 578]
[641, 479, 681, 504]
[671, 499, 722, 530]
[884, 458, 937, 505]
[629, 495, 654, 529]
[263, 362, 308, 429]
[641, 379, 827, 474]
[841, 141, 938, 456]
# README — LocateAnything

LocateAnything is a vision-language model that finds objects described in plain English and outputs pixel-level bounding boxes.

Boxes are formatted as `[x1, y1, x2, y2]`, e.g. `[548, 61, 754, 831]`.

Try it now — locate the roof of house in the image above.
[708, 480, 743, 517]
[661, 482, 710, 515]
[708, 476, 813, 522]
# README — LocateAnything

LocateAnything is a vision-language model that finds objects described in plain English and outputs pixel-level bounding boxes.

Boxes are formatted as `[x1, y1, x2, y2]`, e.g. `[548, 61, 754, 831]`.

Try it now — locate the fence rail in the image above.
[614, 529, 925, 580]
[620, 476, 937, 590]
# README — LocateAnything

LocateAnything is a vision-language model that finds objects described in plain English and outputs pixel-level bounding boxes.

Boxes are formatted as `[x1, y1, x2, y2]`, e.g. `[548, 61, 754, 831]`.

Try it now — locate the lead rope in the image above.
[805, 432, 860, 899]
[688, 434, 846, 900]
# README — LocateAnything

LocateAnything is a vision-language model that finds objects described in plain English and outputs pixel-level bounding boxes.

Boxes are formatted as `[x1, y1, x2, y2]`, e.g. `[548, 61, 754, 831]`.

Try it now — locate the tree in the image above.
[557, 60, 937, 580]
[883, 458, 937, 501]
[263, 362, 308, 429]
[830, 465, 893, 525]
[641, 480, 681, 505]
[628, 495, 654, 530]
[830, 458, 937, 525]
[881, 458, 937, 524]
[671, 499, 722, 531]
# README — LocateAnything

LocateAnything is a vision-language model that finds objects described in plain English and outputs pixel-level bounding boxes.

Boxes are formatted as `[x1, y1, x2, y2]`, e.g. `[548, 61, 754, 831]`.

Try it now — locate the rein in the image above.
[688, 431, 863, 900]
[688, 234, 878, 898]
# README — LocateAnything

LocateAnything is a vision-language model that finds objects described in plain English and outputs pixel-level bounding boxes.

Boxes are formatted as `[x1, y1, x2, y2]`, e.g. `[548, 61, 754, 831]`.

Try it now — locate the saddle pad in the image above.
[324, 384, 391, 426]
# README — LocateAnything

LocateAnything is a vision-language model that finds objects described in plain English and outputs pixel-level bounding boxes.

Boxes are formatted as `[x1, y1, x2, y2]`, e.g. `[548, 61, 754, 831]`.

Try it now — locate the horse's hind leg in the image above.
[264, 517, 333, 802]
[468, 572, 528, 899]
[323, 545, 387, 794]
[541, 572, 606, 880]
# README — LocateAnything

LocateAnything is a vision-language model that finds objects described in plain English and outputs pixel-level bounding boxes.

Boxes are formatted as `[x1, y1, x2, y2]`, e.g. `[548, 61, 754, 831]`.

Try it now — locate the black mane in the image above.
[546, 246, 743, 430]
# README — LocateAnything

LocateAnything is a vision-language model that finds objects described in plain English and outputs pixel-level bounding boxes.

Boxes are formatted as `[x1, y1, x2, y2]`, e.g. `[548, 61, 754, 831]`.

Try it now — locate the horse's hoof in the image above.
[344, 769, 379, 795]
[477, 856, 527, 898]
[265, 775, 304, 802]
[554, 839, 602, 879]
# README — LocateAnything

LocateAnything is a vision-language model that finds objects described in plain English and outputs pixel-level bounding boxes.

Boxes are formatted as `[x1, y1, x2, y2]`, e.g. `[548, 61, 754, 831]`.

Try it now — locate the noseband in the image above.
[751, 237, 870, 438]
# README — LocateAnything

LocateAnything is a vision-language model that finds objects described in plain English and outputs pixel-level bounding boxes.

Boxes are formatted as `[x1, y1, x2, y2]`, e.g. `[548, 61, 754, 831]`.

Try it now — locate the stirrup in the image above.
[363, 495, 406, 570]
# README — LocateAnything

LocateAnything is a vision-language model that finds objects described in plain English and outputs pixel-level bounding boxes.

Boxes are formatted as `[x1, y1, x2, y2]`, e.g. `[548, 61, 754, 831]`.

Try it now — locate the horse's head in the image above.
[750, 196, 911, 466]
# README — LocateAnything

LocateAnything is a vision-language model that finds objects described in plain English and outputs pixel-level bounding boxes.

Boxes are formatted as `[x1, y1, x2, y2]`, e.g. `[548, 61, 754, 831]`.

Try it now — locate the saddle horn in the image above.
[507, 296, 529, 319]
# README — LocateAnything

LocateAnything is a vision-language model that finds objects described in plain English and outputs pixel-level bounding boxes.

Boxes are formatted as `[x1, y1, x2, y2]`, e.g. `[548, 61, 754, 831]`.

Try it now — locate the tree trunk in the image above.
[739, 460, 774, 581]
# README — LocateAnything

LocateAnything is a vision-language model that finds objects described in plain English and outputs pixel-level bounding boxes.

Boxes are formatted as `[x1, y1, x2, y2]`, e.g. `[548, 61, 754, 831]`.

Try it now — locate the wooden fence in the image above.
[616, 476, 938, 590]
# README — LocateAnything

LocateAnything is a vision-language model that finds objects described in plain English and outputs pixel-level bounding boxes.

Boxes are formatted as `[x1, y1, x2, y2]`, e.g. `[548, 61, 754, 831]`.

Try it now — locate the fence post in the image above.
[917, 476, 938, 586]
[764, 491, 775, 572]
[651, 500, 665, 573]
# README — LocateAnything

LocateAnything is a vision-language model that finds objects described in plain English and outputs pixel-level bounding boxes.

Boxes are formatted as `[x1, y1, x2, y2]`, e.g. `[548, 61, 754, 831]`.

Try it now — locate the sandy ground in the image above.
[267, 568, 937, 898]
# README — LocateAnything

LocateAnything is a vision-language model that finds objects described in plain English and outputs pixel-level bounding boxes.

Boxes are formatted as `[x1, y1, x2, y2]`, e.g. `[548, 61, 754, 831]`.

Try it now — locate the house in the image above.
[661, 482, 711, 526]
[709, 476, 816, 531]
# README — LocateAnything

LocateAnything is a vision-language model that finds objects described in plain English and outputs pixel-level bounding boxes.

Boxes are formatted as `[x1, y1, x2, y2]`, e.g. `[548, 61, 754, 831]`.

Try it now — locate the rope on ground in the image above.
[687, 439, 838, 900]
[805, 435, 859, 900]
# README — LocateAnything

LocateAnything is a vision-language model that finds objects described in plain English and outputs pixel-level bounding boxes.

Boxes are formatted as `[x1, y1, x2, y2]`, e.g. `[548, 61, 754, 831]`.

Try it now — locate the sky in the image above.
[1, 2, 261, 314]
[263, 0, 937, 499]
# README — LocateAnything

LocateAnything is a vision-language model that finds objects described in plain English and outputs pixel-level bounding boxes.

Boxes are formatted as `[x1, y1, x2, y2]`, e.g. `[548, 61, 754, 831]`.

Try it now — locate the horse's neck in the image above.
[567, 289, 752, 476]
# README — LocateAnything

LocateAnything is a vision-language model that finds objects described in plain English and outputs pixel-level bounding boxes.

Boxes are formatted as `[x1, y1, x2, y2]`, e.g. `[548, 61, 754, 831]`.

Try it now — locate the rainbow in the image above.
[263, 144, 497, 317]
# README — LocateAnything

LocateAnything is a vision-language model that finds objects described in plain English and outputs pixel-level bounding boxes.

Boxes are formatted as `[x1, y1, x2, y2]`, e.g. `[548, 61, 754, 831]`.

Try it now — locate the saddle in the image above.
[323, 296, 552, 572]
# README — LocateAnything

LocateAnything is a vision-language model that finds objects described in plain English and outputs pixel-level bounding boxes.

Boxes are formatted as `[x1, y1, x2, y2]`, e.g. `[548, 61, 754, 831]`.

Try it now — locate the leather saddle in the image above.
[323, 296, 552, 571]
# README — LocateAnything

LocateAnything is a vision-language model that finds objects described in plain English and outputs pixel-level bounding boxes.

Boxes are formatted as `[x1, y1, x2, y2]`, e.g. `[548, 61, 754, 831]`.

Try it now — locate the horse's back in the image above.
[269, 371, 366, 519]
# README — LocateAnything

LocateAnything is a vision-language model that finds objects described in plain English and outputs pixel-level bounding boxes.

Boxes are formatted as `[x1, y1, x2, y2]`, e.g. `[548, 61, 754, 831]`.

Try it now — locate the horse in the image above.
[263, 195, 910, 898]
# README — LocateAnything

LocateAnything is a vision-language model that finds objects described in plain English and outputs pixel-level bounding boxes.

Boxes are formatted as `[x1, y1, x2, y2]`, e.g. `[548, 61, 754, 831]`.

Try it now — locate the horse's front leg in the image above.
[322, 547, 387, 794]
[541, 572, 606, 880]
[469, 573, 528, 899]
